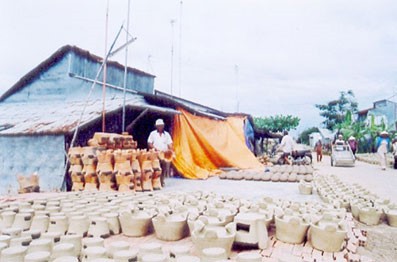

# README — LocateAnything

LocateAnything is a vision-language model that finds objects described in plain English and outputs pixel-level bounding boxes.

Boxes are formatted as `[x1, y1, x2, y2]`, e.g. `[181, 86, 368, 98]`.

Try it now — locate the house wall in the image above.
[369, 100, 397, 130]
[0, 135, 65, 194]
[3, 51, 154, 103]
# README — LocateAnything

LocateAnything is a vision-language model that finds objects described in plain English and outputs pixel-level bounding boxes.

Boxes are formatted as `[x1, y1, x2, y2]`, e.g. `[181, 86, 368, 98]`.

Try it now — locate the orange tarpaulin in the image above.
[172, 108, 263, 179]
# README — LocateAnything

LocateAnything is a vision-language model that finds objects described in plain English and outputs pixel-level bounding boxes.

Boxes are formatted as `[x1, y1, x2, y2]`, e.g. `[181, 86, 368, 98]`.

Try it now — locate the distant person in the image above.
[335, 134, 345, 145]
[279, 131, 295, 164]
[148, 119, 174, 186]
[392, 138, 397, 169]
[314, 139, 323, 162]
[376, 131, 390, 170]
[348, 136, 358, 156]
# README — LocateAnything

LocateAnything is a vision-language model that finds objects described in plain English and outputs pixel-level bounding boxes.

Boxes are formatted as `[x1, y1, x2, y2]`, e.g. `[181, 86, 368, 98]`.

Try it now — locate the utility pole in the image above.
[170, 19, 176, 95]
[234, 64, 240, 112]
[102, 0, 110, 132]
[122, 0, 131, 133]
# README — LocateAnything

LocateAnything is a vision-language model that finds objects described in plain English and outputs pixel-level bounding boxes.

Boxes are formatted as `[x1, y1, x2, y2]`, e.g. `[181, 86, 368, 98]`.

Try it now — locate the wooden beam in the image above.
[126, 108, 149, 132]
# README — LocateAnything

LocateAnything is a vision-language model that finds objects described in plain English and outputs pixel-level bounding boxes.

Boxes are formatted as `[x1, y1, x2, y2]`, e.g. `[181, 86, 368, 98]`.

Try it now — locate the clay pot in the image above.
[107, 241, 130, 258]
[152, 213, 189, 241]
[103, 213, 121, 235]
[270, 173, 280, 182]
[68, 215, 89, 236]
[24, 251, 51, 262]
[308, 222, 346, 252]
[298, 181, 313, 195]
[275, 215, 309, 244]
[12, 212, 32, 230]
[1, 246, 28, 262]
[119, 207, 153, 237]
[386, 209, 397, 227]
[234, 212, 268, 249]
[201, 247, 227, 262]
[288, 173, 297, 182]
[236, 252, 262, 262]
[358, 207, 383, 226]
[88, 217, 111, 238]
[48, 216, 68, 234]
[191, 220, 236, 257]
[113, 250, 138, 262]
[28, 239, 52, 253]
[279, 173, 288, 182]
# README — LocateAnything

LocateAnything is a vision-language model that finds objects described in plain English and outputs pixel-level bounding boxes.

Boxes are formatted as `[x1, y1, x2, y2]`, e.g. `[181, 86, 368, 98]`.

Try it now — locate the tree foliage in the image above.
[315, 90, 358, 130]
[254, 115, 300, 133]
[298, 127, 320, 145]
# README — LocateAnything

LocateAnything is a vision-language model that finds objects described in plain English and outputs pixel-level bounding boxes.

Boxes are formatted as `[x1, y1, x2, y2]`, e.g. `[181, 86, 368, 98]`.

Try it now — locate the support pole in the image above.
[102, 0, 110, 132]
[126, 108, 149, 132]
[122, 0, 131, 132]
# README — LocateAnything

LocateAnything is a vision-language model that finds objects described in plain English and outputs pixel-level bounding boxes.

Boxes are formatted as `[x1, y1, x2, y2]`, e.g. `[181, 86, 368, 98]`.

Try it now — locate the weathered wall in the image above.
[4, 51, 154, 103]
[0, 135, 65, 194]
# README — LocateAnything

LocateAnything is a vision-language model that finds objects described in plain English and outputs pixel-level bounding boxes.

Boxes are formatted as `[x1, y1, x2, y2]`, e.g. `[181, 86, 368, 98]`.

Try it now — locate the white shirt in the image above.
[148, 130, 173, 151]
[280, 135, 295, 153]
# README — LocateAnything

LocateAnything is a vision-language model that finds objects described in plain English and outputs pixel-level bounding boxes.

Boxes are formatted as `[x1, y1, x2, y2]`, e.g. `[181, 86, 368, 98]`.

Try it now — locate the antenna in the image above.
[178, 1, 183, 97]
[170, 19, 176, 95]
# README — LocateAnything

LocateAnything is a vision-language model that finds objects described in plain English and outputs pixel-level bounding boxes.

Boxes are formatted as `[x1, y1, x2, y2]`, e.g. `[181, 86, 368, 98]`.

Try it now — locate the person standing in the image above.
[314, 139, 323, 162]
[348, 136, 358, 156]
[279, 131, 295, 164]
[335, 134, 345, 145]
[376, 131, 390, 170]
[392, 138, 397, 169]
[148, 119, 174, 186]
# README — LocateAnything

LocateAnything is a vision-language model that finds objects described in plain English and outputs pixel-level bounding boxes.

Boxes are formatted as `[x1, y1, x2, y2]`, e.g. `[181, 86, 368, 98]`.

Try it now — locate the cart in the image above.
[330, 144, 355, 167]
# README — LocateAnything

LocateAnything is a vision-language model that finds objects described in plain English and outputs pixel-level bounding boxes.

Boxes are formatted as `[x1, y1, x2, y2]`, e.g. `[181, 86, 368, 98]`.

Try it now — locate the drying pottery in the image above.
[60, 235, 82, 257]
[107, 241, 130, 258]
[97, 150, 116, 191]
[114, 150, 134, 192]
[24, 251, 51, 262]
[88, 217, 111, 238]
[235, 252, 262, 262]
[113, 250, 138, 262]
[28, 239, 53, 253]
[119, 207, 153, 237]
[298, 181, 313, 195]
[48, 216, 68, 234]
[1, 246, 28, 262]
[139, 152, 154, 192]
[68, 215, 90, 236]
[149, 151, 162, 190]
[82, 246, 108, 262]
[191, 220, 236, 257]
[275, 215, 309, 244]
[152, 212, 189, 241]
[103, 213, 121, 235]
[234, 212, 268, 249]
[12, 212, 32, 230]
[358, 206, 383, 226]
[201, 247, 227, 262]
[308, 220, 346, 252]
[385, 209, 397, 227]
[270, 173, 280, 182]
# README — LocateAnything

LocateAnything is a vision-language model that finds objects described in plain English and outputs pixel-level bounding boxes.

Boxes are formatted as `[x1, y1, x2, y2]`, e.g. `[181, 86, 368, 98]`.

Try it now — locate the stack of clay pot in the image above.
[16, 173, 40, 194]
[355, 153, 394, 167]
[68, 132, 165, 192]
[315, 174, 397, 227]
[220, 164, 314, 183]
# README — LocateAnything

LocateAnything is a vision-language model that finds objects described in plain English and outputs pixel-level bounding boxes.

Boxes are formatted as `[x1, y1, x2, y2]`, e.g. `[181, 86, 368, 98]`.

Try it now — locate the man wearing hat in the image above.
[376, 131, 390, 170]
[348, 136, 358, 156]
[148, 119, 173, 186]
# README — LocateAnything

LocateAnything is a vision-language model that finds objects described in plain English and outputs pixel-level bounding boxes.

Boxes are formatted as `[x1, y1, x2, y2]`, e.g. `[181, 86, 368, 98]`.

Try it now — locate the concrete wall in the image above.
[4, 51, 154, 103]
[369, 100, 397, 130]
[0, 135, 65, 194]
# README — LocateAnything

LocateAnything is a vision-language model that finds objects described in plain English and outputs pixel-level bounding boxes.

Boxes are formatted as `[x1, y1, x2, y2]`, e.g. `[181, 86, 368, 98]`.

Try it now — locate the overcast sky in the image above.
[1, 0, 397, 133]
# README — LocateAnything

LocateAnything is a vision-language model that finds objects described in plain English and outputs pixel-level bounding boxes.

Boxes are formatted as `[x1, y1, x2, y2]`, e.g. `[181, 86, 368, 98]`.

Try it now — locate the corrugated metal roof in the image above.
[0, 95, 179, 135]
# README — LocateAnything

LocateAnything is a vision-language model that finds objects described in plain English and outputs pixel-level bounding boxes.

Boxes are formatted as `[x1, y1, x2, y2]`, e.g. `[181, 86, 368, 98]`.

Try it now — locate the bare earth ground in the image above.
[2, 154, 397, 261]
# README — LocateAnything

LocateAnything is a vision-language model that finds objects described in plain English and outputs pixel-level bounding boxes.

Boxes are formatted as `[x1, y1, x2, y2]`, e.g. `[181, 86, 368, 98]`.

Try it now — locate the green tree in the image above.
[254, 115, 300, 132]
[298, 127, 320, 145]
[315, 90, 358, 130]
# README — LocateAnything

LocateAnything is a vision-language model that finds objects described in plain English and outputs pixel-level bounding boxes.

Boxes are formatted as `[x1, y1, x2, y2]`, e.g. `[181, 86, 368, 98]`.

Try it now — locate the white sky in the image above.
[1, 0, 397, 133]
